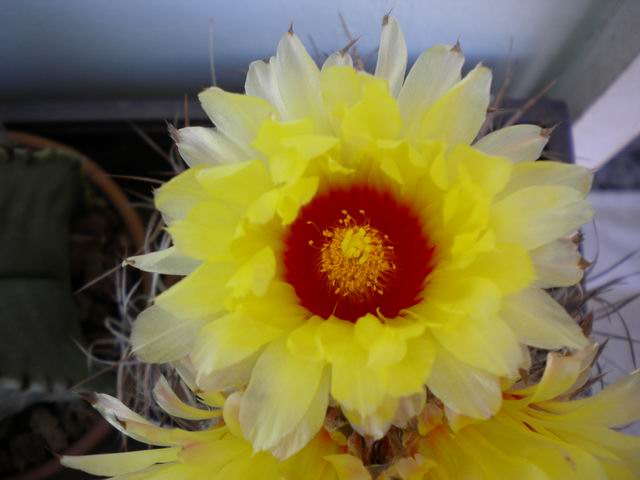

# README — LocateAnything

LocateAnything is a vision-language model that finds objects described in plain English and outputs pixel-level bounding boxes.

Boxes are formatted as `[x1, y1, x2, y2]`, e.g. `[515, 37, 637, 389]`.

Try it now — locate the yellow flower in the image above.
[62, 381, 344, 480]
[332, 347, 640, 479]
[128, 16, 593, 458]
[417, 347, 640, 479]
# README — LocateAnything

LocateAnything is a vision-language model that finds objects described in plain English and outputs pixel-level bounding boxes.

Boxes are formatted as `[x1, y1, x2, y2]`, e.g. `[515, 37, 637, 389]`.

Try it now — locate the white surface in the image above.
[573, 54, 640, 170]
[582, 191, 640, 433]
[1, 0, 604, 101]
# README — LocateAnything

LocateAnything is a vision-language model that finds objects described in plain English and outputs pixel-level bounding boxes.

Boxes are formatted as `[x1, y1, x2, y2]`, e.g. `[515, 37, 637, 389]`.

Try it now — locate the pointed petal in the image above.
[126, 247, 201, 276]
[499, 161, 593, 199]
[491, 185, 594, 250]
[322, 51, 353, 69]
[398, 44, 464, 138]
[530, 239, 583, 288]
[155, 262, 235, 319]
[171, 125, 248, 166]
[474, 125, 548, 163]
[432, 308, 524, 377]
[274, 31, 329, 130]
[240, 339, 329, 458]
[501, 288, 588, 350]
[61, 448, 180, 477]
[130, 305, 202, 363]
[427, 347, 502, 419]
[416, 64, 491, 146]
[545, 370, 640, 428]
[198, 87, 273, 156]
[374, 16, 407, 98]
[245, 57, 287, 116]
[193, 311, 283, 373]
[154, 166, 208, 224]
[152, 375, 221, 420]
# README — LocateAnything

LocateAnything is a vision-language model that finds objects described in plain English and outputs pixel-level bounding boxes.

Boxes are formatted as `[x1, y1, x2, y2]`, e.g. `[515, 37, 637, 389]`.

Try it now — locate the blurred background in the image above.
[1, 0, 639, 478]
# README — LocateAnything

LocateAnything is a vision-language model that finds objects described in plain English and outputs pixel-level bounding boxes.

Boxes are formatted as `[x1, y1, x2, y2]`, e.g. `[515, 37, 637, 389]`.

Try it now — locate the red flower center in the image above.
[283, 185, 435, 322]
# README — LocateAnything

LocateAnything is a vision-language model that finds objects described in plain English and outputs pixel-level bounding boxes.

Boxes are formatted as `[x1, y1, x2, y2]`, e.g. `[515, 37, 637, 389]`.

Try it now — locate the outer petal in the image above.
[416, 64, 491, 146]
[61, 448, 180, 477]
[196, 159, 273, 210]
[398, 44, 464, 138]
[246, 57, 287, 117]
[274, 31, 330, 131]
[167, 200, 238, 261]
[171, 125, 248, 166]
[500, 288, 588, 350]
[198, 87, 273, 156]
[530, 239, 583, 288]
[130, 305, 203, 363]
[155, 262, 235, 319]
[240, 339, 330, 458]
[432, 310, 524, 377]
[152, 375, 221, 420]
[543, 370, 640, 427]
[427, 346, 502, 419]
[193, 311, 283, 373]
[374, 15, 407, 98]
[154, 166, 208, 224]
[499, 161, 593, 199]
[126, 247, 201, 276]
[473, 124, 548, 163]
[322, 51, 353, 69]
[491, 185, 594, 250]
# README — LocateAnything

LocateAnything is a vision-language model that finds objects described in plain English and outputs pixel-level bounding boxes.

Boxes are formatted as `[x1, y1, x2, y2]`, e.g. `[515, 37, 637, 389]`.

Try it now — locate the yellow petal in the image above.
[245, 57, 287, 116]
[193, 311, 283, 373]
[240, 339, 329, 458]
[343, 395, 398, 439]
[398, 44, 464, 138]
[491, 185, 594, 250]
[126, 247, 201, 276]
[274, 31, 330, 130]
[530, 239, 583, 288]
[325, 454, 372, 480]
[544, 370, 640, 427]
[155, 262, 235, 319]
[465, 243, 535, 295]
[168, 200, 238, 260]
[198, 87, 273, 156]
[374, 16, 407, 98]
[196, 159, 272, 209]
[416, 64, 491, 146]
[432, 308, 524, 377]
[62, 448, 179, 476]
[172, 125, 248, 166]
[446, 144, 513, 197]
[226, 246, 276, 299]
[287, 316, 325, 362]
[384, 337, 435, 398]
[130, 305, 202, 363]
[427, 347, 502, 419]
[152, 375, 221, 420]
[154, 166, 208, 224]
[501, 288, 588, 350]
[473, 124, 548, 163]
[499, 161, 593, 199]
[322, 51, 353, 69]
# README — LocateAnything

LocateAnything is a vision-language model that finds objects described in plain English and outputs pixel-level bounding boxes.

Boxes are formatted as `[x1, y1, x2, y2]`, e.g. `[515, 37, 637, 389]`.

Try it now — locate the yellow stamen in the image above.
[319, 211, 395, 298]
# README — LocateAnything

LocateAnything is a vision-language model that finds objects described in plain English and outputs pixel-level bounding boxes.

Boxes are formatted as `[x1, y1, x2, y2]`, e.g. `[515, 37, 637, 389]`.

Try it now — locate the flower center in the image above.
[317, 210, 396, 298]
[283, 185, 436, 322]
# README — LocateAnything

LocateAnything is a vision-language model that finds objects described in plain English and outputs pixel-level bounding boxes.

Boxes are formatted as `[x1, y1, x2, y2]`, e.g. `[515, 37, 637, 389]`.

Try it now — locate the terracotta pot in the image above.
[4, 131, 146, 480]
